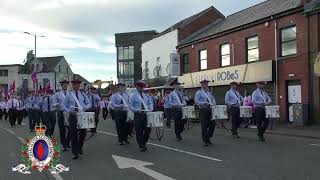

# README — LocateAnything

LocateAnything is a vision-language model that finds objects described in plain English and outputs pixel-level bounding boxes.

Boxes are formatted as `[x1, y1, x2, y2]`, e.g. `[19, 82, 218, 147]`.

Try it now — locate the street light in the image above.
[24, 32, 45, 92]
[24, 32, 45, 62]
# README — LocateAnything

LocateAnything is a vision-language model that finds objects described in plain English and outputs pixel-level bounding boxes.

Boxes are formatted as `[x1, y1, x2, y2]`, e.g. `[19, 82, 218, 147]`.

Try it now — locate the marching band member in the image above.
[40, 89, 57, 136]
[0, 97, 6, 120]
[88, 86, 101, 134]
[161, 87, 173, 128]
[100, 97, 108, 120]
[55, 80, 70, 151]
[169, 81, 187, 141]
[111, 83, 130, 145]
[252, 81, 272, 142]
[63, 79, 91, 160]
[26, 91, 36, 132]
[7, 94, 19, 127]
[195, 80, 216, 146]
[16, 96, 24, 125]
[130, 80, 153, 152]
[225, 82, 243, 138]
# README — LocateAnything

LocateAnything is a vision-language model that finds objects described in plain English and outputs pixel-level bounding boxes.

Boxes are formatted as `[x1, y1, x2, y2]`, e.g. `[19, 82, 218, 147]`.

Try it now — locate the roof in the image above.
[179, 0, 303, 46]
[73, 74, 90, 84]
[155, 6, 224, 38]
[115, 30, 158, 36]
[0, 64, 23, 67]
[305, 0, 320, 13]
[37, 56, 64, 72]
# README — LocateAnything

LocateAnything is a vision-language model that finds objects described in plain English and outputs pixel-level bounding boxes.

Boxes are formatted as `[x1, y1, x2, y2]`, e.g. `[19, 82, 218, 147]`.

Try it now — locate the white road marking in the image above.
[112, 155, 175, 180]
[1, 127, 64, 180]
[309, 144, 320, 147]
[97, 131, 222, 162]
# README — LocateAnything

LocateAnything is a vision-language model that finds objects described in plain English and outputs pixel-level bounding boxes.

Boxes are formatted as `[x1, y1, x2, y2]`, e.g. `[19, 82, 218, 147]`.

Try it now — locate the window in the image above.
[58, 65, 61, 72]
[220, 44, 230, 67]
[118, 46, 134, 60]
[118, 78, 134, 86]
[118, 61, 134, 76]
[199, 50, 207, 70]
[247, 36, 259, 62]
[281, 26, 297, 57]
[36, 64, 40, 72]
[182, 54, 190, 73]
[0, 70, 8, 77]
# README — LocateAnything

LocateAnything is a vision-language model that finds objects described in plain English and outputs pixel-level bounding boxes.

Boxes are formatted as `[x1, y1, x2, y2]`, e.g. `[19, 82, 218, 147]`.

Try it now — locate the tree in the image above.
[20, 50, 35, 73]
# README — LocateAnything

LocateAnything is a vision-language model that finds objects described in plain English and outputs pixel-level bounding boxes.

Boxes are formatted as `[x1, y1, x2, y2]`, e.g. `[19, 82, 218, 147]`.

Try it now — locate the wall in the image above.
[179, 11, 310, 123]
[54, 58, 73, 89]
[0, 65, 21, 91]
[141, 30, 178, 79]
[19, 72, 55, 91]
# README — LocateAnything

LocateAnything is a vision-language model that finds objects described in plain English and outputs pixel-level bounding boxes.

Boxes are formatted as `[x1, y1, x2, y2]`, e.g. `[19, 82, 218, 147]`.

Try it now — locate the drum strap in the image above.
[71, 92, 83, 112]
[118, 93, 129, 108]
[259, 90, 267, 104]
[138, 93, 148, 111]
[229, 90, 241, 105]
[202, 90, 213, 105]
[174, 91, 183, 106]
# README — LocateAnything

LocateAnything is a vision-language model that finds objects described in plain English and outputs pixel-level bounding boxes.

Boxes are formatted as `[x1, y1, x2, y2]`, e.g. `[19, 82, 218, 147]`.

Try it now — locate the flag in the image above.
[9, 81, 16, 93]
[31, 67, 37, 83]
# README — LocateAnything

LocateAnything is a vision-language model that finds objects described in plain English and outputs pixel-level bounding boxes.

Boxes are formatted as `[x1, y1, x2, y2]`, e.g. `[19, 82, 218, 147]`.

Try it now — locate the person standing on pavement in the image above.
[169, 81, 187, 141]
[88, 86, 101, 134]
[252, 81, 272, 142]
[55, 80, 70, 151]
[195, 80, 216, 146]
[16, 96, 24, 125]
[7, 94, 19, 127]
[130, 80, 153, 152]
[63, 79, 91, 160]
[40, 89, 57, 136]
[111, 83, 130, 145]
[0, 97, 6, 120]
[225, 82, 243, 139]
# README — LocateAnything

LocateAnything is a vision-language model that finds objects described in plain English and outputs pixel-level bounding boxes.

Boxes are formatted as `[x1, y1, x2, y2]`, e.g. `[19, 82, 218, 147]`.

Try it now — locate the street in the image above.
[1, 118, 320, 180]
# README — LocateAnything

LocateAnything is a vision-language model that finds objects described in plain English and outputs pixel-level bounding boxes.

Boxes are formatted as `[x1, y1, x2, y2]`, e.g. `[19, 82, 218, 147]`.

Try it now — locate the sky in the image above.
[0, 0, 265, 82]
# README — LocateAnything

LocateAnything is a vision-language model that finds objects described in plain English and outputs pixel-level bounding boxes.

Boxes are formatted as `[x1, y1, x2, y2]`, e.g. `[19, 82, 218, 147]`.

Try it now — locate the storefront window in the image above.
[281, 26, 297, 57]
[247, 36, 259, 62]
[199, 50, 207, 70]
[221, 43, 230, 67]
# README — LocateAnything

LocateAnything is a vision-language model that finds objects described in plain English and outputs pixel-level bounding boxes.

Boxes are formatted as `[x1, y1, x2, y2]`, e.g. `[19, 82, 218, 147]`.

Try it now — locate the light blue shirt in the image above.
[63, 90, 91, 113]
[129, 91, 153, 112]
[40, 95, 57, 112]
[225, 89, 243, 107]
[88, 93, 101, 108]
[55, 90, 69, 106]
[195, 89, 216, 108]
[163, 95, 171, 109]
[33, 96, 42, 110]
[169, 90, 186, 108]
[252, 88, 271, 108]
[25, 96, 34, 109]
[111, 92, 130, 111]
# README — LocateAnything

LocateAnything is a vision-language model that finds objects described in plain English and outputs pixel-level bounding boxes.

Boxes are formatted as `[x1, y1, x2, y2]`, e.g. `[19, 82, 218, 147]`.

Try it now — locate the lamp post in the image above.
[24, 32, 45, 92]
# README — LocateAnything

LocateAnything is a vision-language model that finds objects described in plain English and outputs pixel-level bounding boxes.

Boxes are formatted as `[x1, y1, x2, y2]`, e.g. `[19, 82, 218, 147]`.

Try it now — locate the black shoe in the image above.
[124, 140, 130, 144]
[62, 148, 68, 152]
[203, 142, 209, 147]
[207, 140, 213, 145]
[79, 149, 83, 155]
[177, 137, 182, 141]
[140, 147, 147, 152]
[72, 155, 79, 160]
[118, 142, 124, 145]
[233, 134, 240, 139]
[259, 136, 265, 142]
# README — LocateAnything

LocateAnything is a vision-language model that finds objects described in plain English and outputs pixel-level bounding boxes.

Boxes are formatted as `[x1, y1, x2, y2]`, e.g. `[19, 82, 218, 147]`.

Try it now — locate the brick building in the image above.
[177, 0, 320, 124]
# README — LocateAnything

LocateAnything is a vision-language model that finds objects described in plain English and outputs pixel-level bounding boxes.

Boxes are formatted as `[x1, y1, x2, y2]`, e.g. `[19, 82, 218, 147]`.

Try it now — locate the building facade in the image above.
[0, 64, 23, 95]
[177, 0, 320, 124]
[141, 7, 225, 86]
[115, 31, 158, 86]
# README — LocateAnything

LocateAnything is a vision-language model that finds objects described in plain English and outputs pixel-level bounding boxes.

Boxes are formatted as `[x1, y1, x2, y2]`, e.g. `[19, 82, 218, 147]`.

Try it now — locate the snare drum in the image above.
[147, 111, 164, 128]
[211, 105, 228, 120]
[76, 112, 96, 129]
[126, 110, 134, 122]
[265, 105, 280, 118]
[240, 106, 252, 118]
[182, 106, 195, 119]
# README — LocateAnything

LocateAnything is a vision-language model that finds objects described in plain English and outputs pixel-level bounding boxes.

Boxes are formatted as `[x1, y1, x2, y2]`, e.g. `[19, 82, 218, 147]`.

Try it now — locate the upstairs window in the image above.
[281, 26, 297, 57]
[220, 43, 230, 67]
[199, 50, 207, 70]
[247, 36, 259, 62]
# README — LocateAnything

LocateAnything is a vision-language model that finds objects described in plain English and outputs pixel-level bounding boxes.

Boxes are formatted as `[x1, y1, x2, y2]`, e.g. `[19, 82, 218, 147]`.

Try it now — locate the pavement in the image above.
[0, 117, 320, 180]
